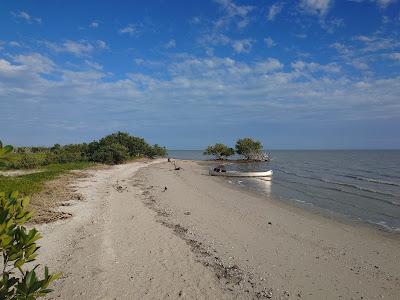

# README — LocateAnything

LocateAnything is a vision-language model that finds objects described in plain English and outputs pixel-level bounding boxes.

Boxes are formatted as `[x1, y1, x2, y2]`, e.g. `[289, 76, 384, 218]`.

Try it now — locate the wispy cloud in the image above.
[330, 33, 400, 73]
[1, 52, 399, 134]
[299, 0, 333, 17]
[164, 39, 176, 49]
[389, 52, 400, 60]
[264, 37, 276, 48]
[267, 2, 284, 21]
[214, 0, 255, 29]
[84, 60, 103, 70]
[11, 11, 42, 24]
[376, 0, 398, 8]
[232, 39, 254, 53]
[90, 21, 100, 28]
[348, 0, 398, 9]
[45, 40, 108, 56]
[190, 16, 201, 24]
[119, 24, 139, 35]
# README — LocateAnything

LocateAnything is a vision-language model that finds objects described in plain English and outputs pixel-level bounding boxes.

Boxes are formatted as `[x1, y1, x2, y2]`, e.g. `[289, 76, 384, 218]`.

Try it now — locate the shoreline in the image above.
[191, 159, 400, 236]
[137, 159, 400, 299]
[35, 159, 400, 299]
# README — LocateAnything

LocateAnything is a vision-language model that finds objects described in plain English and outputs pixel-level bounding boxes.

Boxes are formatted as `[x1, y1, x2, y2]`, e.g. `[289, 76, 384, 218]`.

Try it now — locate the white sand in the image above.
[38, 160, 231, 299]
[37, 159, 400, 299]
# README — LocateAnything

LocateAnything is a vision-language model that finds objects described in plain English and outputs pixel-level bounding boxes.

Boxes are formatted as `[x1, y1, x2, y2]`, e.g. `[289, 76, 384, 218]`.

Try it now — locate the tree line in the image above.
[204, 137, 264, 160]
[1, 132, 167, 169]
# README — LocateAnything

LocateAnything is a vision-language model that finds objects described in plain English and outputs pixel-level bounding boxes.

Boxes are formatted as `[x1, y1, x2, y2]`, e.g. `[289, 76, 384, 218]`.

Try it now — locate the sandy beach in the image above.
[37, 159, 400, 299]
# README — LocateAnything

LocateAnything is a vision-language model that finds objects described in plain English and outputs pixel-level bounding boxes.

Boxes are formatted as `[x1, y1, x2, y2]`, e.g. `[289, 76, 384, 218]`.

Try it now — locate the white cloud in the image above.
[1, 52, 400, 142]
[45, 40, 107, 56]
[90, 21, 99, 28]
[354, 35, 400, 52]
[299, 0, 333, 17]
[190, 16, 201, 24]
[200, 33, 231, 47]
[291, 60, 341, 73]
[96, 40, 108, 49]
[119, 24, 139, 35]
[264, 37, 276, 48]
[85, 60, 103, 70]
[9, 41, 21, 47]
[255, 58, 283, 72]
[320, 17, 344, 33]
[389, 52, 400, 60]
[232, 39, 254, 53]
[377, 0, 397, 8]
[164, 39, 176, 49]
[214, 0, 255, 29]
[0, 59, 25, 76]
[267, 2, 284, 21]
[200, 33, 258, 55]
[13, 53, 54, 73]
[330, 32, 400, 73]
[352, 60, 369, 70]
[349, 0, 398, 8]
[11, 11, 42, 24]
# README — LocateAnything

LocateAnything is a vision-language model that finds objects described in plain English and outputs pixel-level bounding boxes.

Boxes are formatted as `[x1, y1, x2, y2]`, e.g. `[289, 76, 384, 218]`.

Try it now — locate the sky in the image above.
[0, 0, 399, 149]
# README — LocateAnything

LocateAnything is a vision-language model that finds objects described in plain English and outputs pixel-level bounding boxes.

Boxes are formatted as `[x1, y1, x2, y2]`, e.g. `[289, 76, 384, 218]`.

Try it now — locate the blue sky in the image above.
[1, 0, 399, 149]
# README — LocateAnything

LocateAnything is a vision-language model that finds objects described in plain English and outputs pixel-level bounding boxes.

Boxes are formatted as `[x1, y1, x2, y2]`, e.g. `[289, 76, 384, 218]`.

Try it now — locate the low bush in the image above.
[11, 155, 40, 169]
[91, 143, 130, 164]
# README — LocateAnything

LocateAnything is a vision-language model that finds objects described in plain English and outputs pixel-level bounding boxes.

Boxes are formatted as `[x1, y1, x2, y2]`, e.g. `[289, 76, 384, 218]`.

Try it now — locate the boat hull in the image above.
[209, 170, 273, 177]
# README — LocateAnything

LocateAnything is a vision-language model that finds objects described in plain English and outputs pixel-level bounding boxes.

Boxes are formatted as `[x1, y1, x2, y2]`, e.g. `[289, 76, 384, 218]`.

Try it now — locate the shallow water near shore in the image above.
[168, 150, 400, 232]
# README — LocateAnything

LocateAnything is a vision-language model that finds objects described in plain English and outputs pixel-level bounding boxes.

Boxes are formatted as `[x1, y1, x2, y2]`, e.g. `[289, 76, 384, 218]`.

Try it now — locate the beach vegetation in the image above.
[235, 138, 263, 160]
[203, 143, 235, 160]
[0, 192, 61, 299]
[91, 143, 130, 165]
[0, 131, 167, 170]
[0, 146, 60, 299]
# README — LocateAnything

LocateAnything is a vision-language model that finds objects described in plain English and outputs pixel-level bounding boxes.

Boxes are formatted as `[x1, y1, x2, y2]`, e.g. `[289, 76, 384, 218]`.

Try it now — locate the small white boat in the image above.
[209, 169, 273, 177]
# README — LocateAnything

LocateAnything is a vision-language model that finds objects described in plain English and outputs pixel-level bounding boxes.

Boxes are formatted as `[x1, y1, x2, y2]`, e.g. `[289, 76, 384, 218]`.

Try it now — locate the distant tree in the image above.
[50, 144, 61, 153]
[146, 144, 167, 158]
[235, 138, 263, 160]
[0, 140, 2, 148]
[203, 143, 235, 160]
[99, 132, 151, 157]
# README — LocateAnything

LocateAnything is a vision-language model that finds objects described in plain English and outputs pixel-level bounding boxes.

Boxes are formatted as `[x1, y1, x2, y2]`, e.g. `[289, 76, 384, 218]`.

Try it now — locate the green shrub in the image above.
[0, 192, 60, 299]
[91, 143, 129, 164]
[13, 155, 40, 170]
[204, 143, 235, 160]
[1, 145, 59, 298]
[235, 138, 263, 160]
[2, 132, 166, 169]
[146, 144, 167, 158]
[98, 132, 151, 157]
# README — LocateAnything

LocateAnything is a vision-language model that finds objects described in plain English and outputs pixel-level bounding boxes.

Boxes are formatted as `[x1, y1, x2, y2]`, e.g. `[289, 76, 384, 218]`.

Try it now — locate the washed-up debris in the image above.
[112, 181, 128, 192]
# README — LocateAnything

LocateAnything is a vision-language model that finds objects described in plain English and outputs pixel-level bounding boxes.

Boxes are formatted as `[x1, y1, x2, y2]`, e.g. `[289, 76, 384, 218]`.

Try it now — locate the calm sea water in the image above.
[168, 150, 400, 232]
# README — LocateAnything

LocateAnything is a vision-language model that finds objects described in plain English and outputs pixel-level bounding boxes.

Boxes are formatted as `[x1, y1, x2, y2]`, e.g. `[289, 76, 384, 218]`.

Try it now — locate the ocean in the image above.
[168, 150, 400, 232]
